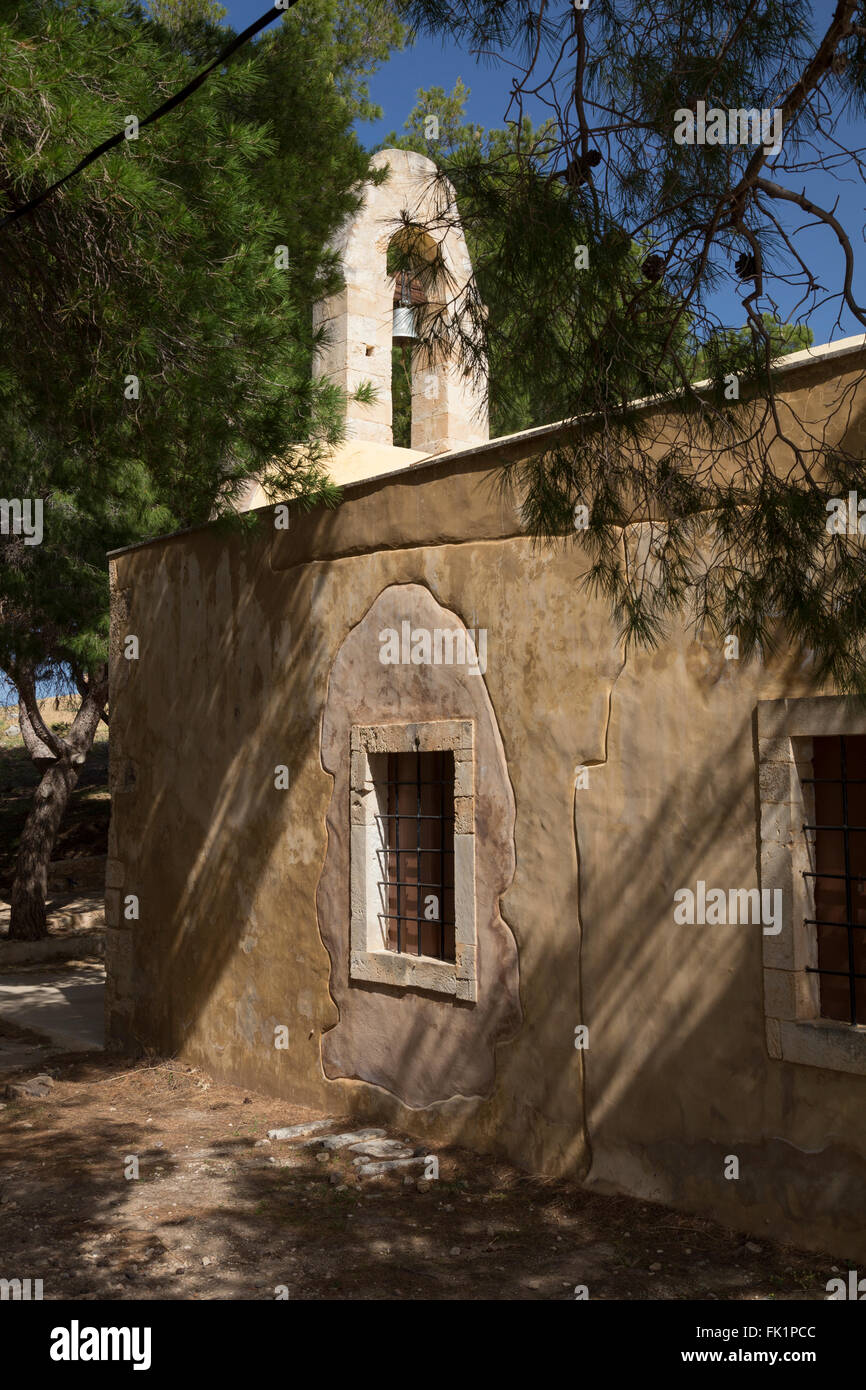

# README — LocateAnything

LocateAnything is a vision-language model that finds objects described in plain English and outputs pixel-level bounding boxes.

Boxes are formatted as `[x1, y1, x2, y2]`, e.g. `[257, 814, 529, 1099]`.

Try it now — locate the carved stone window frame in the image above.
[349, 719, 477, 1000]
[758, 695, 866, 1074]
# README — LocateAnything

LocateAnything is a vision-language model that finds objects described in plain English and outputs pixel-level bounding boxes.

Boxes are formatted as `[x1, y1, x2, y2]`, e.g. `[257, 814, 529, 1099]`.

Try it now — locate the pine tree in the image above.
[393, 1, 866, 691]
[0, 0, 406, 937]
[384, 82, 811, 438]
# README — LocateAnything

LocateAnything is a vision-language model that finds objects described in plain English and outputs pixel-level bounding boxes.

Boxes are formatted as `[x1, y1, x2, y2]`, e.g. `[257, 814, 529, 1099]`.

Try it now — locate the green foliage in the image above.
[381, 10, 866, 690]
[693, 314, 813, 383]
[147, 0, 231, 61]
[391, 343, 413, 448]
[0, 0, 405, 680]
[384, 83, 812, 438]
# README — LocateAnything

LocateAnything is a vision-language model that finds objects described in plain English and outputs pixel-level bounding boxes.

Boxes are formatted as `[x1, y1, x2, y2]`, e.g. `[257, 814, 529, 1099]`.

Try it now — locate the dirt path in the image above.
[0, 1055, 844, 1301]
[0, 963, 104, 1052]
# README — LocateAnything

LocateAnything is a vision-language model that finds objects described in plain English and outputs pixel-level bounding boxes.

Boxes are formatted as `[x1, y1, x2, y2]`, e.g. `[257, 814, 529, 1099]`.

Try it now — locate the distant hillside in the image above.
[1, 696, 109, 749]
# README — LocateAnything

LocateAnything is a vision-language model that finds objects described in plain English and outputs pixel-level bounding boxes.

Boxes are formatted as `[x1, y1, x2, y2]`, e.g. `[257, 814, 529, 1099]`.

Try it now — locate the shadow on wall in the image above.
[108, 521, 338, 1080]
[106, 479, 866, 1262]
[107, 511, 586, 1174]
[577, 674, 866, 1262]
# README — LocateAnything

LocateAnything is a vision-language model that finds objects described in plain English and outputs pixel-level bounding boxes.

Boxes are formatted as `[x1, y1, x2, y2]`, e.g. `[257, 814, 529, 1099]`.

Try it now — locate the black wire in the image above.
[0, 3, 295, 232]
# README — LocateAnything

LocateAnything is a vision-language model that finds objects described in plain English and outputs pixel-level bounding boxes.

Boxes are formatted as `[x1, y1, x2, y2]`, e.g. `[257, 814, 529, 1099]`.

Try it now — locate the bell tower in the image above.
[312, 148, 489, 455]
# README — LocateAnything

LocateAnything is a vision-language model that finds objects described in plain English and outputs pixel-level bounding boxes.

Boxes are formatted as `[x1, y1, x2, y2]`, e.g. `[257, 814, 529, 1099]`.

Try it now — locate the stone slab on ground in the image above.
[5, 1072, 55, 1100]
[267, 1119, 339, 1142]
[320, 1128, 386, 1151]
[356, 1156, 429, 1177]
[349, 1138, 414, 1160]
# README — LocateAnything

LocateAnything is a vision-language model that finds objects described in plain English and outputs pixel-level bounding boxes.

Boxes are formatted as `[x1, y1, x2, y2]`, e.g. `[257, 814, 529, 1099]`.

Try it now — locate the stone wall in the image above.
[107, 344, 866, 1260]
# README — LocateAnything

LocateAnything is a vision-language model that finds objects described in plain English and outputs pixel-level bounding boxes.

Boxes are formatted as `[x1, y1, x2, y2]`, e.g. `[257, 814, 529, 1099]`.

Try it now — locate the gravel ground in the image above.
[0, 1054, 846, 1301]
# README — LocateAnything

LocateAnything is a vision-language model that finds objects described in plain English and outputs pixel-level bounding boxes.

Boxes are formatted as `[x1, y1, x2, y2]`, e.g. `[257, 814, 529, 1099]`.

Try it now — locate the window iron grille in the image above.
[802, 734, 866, 1025]
[376, 748, 455, 961]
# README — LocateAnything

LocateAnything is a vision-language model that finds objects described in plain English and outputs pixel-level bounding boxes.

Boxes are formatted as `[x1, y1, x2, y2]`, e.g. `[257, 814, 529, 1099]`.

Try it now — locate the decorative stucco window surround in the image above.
[349, 719, 477, 1000]
[758, 695, 866, 1074]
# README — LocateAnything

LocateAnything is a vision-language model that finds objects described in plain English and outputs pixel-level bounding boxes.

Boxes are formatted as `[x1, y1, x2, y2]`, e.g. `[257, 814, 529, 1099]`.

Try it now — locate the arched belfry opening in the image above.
[312, 149, 489, 455]
[387, 225, 436, 449]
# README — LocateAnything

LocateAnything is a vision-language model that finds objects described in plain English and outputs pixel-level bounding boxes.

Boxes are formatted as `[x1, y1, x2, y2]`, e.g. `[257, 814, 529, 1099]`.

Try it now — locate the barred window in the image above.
[381, 750, 455, 961]
[349, 721, 477, 999]
[805, 734, 866, 1025]
[758, 697, 866, 1073]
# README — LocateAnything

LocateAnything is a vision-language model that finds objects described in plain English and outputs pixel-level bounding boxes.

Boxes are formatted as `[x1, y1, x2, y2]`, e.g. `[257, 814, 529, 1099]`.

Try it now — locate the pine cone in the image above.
[560, 149, 602, 187]
[641, 253, 665, 283]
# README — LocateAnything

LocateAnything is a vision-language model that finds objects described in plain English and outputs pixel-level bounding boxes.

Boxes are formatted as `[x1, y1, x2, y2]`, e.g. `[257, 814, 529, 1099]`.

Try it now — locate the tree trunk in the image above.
[9, 756, 82, 940]
[6, 663, 108, 942]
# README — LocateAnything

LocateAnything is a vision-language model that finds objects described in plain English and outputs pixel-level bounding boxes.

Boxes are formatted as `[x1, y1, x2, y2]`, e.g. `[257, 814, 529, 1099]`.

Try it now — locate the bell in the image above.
[392, 304, 417, 345]
[392, 269, 419, 345]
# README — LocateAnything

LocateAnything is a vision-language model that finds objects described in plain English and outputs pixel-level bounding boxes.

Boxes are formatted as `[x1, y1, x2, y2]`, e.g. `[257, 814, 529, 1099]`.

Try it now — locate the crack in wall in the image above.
[316, 581, 522, 1109]
[573, 643, 628, 1182]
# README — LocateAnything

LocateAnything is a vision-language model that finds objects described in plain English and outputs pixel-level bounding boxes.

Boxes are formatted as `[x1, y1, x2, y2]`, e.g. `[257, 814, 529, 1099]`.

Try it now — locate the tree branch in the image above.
[727, 0, 858, 218]
[67, 664, 108, 756]
[7, 661, 64, 761]
[755, 176, 866, 326]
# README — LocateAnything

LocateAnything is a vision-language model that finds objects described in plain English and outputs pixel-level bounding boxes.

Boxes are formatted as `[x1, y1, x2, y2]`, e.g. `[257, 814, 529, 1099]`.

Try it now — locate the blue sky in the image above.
[217, 1, 866, 347]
